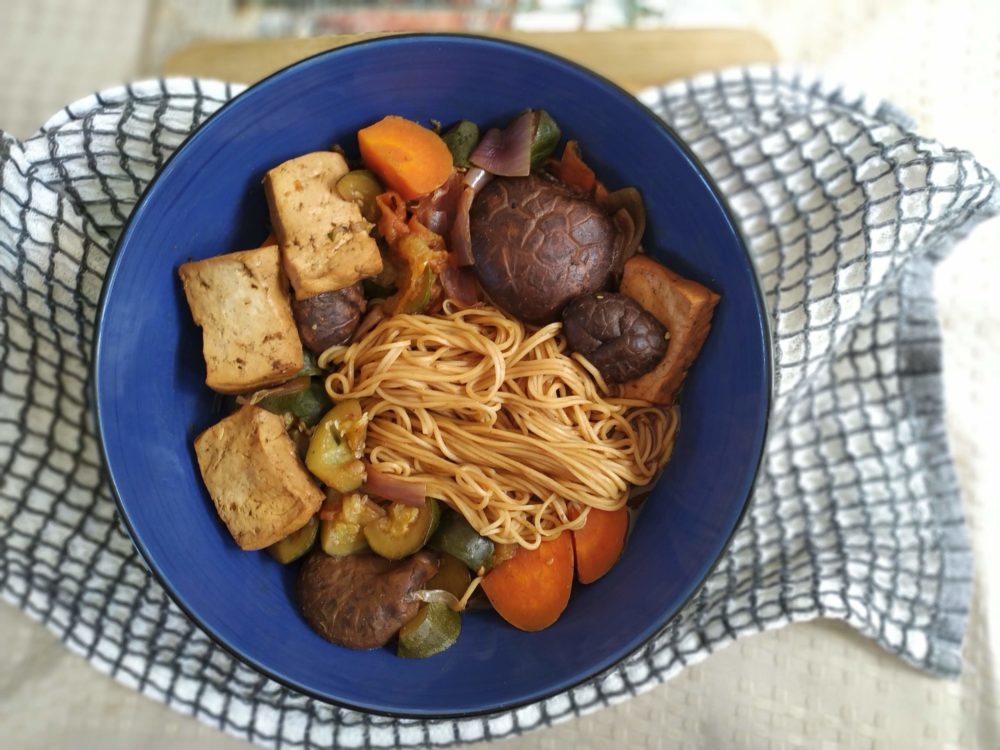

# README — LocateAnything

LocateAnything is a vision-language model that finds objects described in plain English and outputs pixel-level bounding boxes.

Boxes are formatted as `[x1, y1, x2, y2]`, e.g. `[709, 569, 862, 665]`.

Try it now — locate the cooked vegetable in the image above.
[618, 255, 720, 405]
[336, 169, 382, 223]
[528, 110, 561, 170]
[362, 276, 396, 300]
[319, 517, 367, 556]
[571, 507, 629, 584]
[412, 171, 462, 235]
[439, 263, 480, 309]
[291, 283, 366, 356]
[414, 588, 463, 608]
[598, 187, 646, 275]
[481, 533, 574, 631]
[296, 551, 438, 649]
[240, 375, 309, 404]
[305, 400, 367, 492]
[562, 292, 668, 383]
[426, 553, 473, 599]
[547, 139, 597, 194]
[397, 602, 461, 658]
[358, 115, 454, 201]
[470, 174, 617, 324]
[375, 190, 410, 245]
[441, 120, 480, 168]
[257, 378, 332, 427]
[470, 111, 534, 177]
[364, 499, 441, 561]
[362, 463, 427, 507]
[288, 422, 311, 460]
[318, 492, 385, 556]
[469, 109, 559, 177]
[462, 165, 493, 193]
[363, 249, 400, 300]
[492, 543, 518, 567]
[296, 350, 324, 377]
[393, 260, 435, 315]
[374, 190, 449, 315]
[267, 516, 319, 564]
[429, 510, 495, 572]
[450, 167, 493, 267]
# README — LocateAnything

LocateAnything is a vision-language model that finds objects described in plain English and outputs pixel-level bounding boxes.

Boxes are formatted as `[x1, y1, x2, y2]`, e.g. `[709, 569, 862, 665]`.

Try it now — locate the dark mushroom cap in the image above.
[291, 282, 366, 355]
[562, 292, 668, 383]
[470, 175, 617, 325]
[296, 551, 438, 650]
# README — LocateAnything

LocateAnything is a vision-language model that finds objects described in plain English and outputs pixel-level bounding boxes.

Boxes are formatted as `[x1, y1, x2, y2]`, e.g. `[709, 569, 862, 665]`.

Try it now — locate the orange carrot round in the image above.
[571, 507, 629, 584]
[481, 533, 574, 632]
[358, 116, 454, 201]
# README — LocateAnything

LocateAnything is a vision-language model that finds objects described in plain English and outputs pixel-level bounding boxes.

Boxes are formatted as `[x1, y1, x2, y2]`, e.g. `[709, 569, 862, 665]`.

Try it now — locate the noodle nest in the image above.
[321, 303, 678, 548]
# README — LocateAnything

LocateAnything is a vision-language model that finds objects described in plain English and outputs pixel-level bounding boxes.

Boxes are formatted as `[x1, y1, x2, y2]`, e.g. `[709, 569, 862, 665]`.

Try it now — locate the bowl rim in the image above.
[94, 31, 774, 720]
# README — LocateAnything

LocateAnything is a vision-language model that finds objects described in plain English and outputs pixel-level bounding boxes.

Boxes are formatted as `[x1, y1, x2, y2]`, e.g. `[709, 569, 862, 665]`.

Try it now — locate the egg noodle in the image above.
[319, 302, 678, 549]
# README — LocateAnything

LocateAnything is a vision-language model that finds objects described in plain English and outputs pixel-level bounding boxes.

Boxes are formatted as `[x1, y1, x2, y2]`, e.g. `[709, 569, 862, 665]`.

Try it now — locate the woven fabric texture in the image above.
[0, 70, 995, 749]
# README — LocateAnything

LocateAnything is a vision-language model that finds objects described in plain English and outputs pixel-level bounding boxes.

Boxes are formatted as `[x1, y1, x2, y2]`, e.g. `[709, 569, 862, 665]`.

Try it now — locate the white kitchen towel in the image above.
[0, 69, 995, 748]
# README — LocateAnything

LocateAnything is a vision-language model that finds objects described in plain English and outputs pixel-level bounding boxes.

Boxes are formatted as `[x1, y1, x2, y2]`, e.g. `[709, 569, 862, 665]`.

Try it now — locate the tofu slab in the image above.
[263, 151, 382, 299]
[194, 405, 323, 550]
[179, 245, 304, 394]
[619, 255, 720, 405]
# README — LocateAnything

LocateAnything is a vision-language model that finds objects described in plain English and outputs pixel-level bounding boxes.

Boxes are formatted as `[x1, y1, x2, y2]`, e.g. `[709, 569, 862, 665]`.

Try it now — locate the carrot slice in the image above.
[481, 534, 574, 631]
[358, 116, 454, 201]
[571, 507, 629, 584]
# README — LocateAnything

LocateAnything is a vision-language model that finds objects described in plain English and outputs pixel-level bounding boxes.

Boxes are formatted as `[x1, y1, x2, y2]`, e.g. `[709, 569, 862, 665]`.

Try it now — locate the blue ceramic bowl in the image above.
[95, 35, 771, 718]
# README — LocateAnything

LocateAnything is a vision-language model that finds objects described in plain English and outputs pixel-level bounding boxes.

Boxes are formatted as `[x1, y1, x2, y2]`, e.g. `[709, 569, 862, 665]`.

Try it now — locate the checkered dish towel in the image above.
[0, 69, 996, 749]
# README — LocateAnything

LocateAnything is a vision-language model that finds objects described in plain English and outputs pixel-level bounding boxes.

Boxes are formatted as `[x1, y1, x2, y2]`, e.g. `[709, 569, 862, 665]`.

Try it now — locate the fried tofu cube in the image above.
[619, 255, 720, 405]
[264, 151, 383, 299]
[179, 245, 304, 394]
[194, 405, 324, 550]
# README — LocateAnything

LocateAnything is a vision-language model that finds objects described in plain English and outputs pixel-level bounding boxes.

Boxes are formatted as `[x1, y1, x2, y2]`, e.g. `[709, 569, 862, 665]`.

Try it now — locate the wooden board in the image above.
[163, 29, 777, 93]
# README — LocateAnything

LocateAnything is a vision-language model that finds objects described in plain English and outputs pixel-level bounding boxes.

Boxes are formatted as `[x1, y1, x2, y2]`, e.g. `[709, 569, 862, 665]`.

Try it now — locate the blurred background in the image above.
[2, 1, 999, 749]
[1, 0, 998, 156]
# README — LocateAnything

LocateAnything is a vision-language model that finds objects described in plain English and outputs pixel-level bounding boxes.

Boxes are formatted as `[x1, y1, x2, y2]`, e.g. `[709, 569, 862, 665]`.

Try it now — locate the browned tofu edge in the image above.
[262, 152, 382, 300]
[619, 255, 720, 405]
[193, 405, 323, 551]
[178, 245, 304, 394]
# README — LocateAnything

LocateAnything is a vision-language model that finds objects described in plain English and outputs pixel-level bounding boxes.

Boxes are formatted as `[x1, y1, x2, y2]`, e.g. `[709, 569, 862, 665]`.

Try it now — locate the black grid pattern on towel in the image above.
[0, 70, 996, 748]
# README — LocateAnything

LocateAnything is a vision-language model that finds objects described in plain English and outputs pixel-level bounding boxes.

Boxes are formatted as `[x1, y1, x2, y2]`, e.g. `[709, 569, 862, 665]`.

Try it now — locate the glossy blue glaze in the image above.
[95, 35, 771, 718]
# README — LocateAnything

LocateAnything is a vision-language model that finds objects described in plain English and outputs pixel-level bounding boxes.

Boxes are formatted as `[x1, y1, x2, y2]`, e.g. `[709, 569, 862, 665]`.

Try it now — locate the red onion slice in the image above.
[419, 209, 449, 235]
[611, 208, 637, 278]
[362, 463, 427, 507]
[450, 168, 494, 267]
[440, 264, 480, 308]
[462, 166, 493, 192]
[601, 187, 646, 254]
[412, 171, 462, 236]
[450, 186, 476, 266]
[469, 111, 534, 177]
